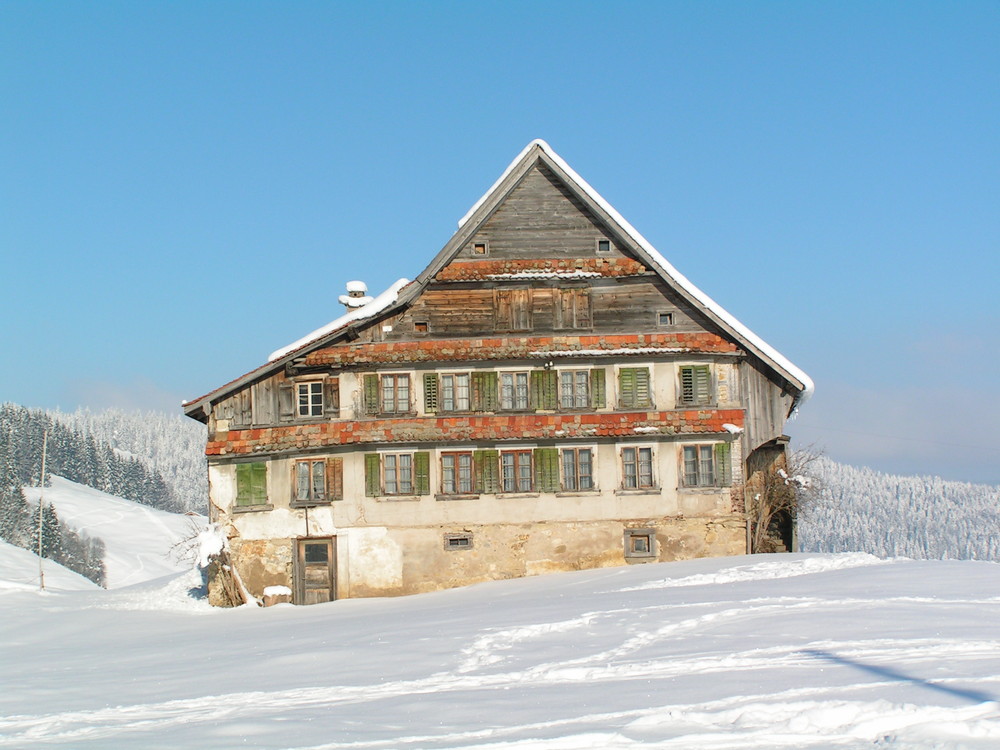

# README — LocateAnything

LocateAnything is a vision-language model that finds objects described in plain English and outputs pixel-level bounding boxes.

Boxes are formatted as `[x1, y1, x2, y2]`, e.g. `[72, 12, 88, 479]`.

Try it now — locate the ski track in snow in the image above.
[3, 555, 1000, 748]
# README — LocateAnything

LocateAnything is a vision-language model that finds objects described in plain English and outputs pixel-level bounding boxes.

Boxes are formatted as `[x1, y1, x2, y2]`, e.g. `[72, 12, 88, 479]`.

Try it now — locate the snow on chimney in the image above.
[339, 281, 373, 310]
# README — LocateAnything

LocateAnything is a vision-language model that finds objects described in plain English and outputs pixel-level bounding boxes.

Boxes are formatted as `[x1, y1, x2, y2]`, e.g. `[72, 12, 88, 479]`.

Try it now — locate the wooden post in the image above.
[37, 429, 48, 591]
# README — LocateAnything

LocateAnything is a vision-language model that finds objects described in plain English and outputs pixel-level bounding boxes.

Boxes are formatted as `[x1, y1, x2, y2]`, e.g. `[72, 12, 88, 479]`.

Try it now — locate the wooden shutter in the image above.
[473, 450, 499, 494]
[511, 289, 531, 331]
[714, 443, 732, 487]
[695, 366, 711, 405]
[634, 368, 651, 408]
[363, 374, 379, 414]
[246, 462, 266, 505]
[324, 379, 340, 417]
[423, 373, 439, 414]
[531, 370, 557, 410]
[494, 290, 513, 331]
[278, 382, 294, 423]
[472, 372, 498, 412]
[414, 452, 431, 495]
[364, 453, 380, 496]
[327, 457, 343, 501]
[235, 463, 251, 506]
[590, 368, 606, 409]
[619, 368, 637, 408]
[575, 289, 592, 328]
[533, 448, 560, 493]
[681, 366, 711, 405]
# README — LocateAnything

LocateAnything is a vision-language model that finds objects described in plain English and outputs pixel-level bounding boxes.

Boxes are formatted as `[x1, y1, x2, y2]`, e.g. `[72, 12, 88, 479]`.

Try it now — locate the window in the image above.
[624, 529, 656, 559]
[500, 372, 530, 410]
[559, 371, 590, 409]
[441, 373, 471, 412]
[618, 368, 652, 409]
[365, 452, 431, 496]
[297, 382, 323, 418]
[597, 239, 611, 253]
[501, 450, 533, 492]
[553, 288, 591, 329]
[441, 452, 474, 495]
[414, 321, 429, 333]
[682, 443, 732, 487]
[657, 311, 674, 327]
[495, 289, 532, 332]
[561, 448, 594, 491]
[472, 241, 488, 255]
[444, 533, 474, 550]
[622, 446, 655, 489]
[425, 372, 497, 413]
[235, 462, 267, 507]
[293, 458, 343, 506]
[365, 374, 409, 414]
[679, 365, 712, 406]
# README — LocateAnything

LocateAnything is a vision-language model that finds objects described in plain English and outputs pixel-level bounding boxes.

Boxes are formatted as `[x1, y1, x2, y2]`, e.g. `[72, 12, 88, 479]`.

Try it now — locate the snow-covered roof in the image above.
[268, 278, 410, 362]
[456, 139, 814, 412]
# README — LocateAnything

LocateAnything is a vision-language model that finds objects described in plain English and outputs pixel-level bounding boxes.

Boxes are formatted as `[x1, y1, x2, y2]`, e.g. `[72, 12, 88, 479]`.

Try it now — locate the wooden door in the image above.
[295, 537, 336, 605]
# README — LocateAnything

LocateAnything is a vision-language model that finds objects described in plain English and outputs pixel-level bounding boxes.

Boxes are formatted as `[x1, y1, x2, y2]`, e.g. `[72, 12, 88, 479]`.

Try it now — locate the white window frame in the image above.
[297, 381, 324, 418]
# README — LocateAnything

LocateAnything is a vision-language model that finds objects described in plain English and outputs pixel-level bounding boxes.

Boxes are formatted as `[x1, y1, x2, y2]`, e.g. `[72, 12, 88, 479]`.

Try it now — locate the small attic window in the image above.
[414, 321, 429, 334]
[596, 239, 611, 253]
[657, 312, 674, 327]
[472, 242, 488, 256]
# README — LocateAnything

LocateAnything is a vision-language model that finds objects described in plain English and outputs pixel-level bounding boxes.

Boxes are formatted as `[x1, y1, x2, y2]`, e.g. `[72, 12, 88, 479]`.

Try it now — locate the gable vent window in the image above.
[657, 312, 674, 327]
[472, 241, 488, 256]
[597, 239, 611, 253]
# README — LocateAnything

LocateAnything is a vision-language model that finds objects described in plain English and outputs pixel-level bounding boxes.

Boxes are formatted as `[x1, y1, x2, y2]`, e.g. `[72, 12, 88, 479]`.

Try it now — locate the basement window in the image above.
[624, 529, 656, 560]
[444, 533, 474, 550]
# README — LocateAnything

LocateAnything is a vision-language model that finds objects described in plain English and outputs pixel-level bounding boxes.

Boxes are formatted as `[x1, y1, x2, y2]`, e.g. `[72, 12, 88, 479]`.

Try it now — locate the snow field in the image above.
[2, 554, 999, 749]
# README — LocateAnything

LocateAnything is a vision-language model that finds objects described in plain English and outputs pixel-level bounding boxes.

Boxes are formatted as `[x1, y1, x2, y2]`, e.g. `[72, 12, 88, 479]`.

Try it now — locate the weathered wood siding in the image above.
[458, 164, 625, 260]
[739, 358, 795, 453]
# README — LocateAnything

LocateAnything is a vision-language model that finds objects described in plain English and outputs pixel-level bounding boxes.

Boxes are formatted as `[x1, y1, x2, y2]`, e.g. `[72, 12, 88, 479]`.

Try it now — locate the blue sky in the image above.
[2, 2, 997, 483]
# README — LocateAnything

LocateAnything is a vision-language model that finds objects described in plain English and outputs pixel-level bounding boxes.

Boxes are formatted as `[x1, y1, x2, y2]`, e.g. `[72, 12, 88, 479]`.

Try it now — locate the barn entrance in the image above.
[294, 537, 336, 604]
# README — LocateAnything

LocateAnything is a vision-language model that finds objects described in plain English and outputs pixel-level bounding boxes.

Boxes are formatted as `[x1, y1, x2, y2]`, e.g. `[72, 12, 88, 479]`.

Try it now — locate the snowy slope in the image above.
[1, 553, 999, 749]
[0, 539, 98, 593]
[22, 476, 204, 588]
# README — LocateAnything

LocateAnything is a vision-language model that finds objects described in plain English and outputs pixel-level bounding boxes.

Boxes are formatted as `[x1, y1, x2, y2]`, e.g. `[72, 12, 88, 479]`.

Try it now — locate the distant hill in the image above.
[22, 476, 203, 589]
[0, 537, 99, 592]
[798, 457, 1000, 560]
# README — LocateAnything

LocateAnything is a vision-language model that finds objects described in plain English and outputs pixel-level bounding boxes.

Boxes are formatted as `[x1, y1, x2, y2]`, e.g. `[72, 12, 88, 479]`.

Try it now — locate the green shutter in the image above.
[715, 443, 732, 486]
[363, 374, 379, 414]
[533, 448, 560, 493]
[250, 463, 267, 504]
[414, 452, 430, 495]
[474, 450, 499, 493]
[423, 373, 439, 413]
[531, 370, 557, 410]
[590, 369, 606, 409]
[635, 368, 651, 408]
[472, 372, 498, 412]
[364, 453, 380, 496]
[619, 368, 636, 408]
[236, 463, 251, 506]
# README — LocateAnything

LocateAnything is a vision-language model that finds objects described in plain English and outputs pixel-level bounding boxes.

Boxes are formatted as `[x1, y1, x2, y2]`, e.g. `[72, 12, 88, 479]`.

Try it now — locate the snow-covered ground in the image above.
[22, 476, 203, 588]
[2, 552, 999, 749]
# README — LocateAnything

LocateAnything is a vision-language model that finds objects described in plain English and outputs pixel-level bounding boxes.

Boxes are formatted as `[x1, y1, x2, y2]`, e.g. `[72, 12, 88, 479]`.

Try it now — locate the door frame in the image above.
[293, 536, 337, 604]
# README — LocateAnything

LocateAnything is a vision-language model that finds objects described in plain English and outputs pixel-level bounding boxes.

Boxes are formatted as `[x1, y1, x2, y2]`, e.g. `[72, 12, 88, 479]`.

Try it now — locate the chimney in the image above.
[338, 281, 373, 310]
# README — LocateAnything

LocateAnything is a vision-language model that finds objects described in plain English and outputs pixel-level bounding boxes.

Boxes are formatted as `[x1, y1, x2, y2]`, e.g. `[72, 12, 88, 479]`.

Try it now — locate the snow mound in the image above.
[621, 552, 888, 590]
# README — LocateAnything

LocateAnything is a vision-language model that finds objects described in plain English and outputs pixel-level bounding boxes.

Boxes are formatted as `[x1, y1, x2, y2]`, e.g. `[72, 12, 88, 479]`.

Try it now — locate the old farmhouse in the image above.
[183, 140, 813, 606]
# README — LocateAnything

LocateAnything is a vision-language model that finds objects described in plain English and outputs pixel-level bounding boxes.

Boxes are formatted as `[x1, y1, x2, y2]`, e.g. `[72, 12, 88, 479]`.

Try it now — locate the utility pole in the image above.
[38, 429, 47, 591]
